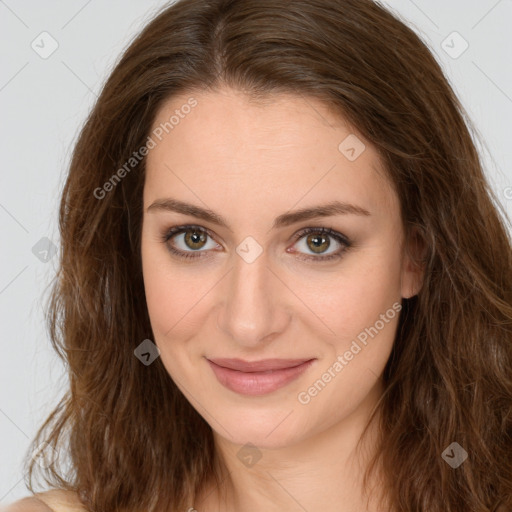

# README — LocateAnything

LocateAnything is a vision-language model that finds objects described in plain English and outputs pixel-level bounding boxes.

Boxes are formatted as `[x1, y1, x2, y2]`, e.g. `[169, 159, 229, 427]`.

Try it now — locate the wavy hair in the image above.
[24, 0, 512, 510]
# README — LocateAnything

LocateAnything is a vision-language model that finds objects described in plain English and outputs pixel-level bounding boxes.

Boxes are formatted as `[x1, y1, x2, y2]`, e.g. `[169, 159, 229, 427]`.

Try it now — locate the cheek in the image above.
[301, 247, 402, 334]
[295, 257, 401, 415]
[142, 242, 170, 331]
[141, 246, 195, 379]
[141, 238, 213, 352]
[141, 237, 188, 339]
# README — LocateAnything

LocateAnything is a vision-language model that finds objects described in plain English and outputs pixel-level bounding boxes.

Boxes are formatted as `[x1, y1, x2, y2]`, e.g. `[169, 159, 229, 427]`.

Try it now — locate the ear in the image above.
[400, 225, 427, 299]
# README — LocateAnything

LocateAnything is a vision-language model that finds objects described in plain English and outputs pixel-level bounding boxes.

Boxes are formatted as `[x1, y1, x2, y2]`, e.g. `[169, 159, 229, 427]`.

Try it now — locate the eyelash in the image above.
[160, 224, 352, 263]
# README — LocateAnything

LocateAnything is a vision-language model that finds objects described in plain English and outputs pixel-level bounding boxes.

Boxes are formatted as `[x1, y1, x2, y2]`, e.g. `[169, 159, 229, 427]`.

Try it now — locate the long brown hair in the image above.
[24, 0, 512, 510]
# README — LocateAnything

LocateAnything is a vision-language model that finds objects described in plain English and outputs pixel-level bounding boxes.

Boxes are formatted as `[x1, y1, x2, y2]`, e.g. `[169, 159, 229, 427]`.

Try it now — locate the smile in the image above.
[206, 357, 316, 396]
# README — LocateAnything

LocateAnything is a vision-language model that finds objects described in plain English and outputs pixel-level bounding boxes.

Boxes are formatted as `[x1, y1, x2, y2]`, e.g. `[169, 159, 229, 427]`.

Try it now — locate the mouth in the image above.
[206, 357, 316, 396]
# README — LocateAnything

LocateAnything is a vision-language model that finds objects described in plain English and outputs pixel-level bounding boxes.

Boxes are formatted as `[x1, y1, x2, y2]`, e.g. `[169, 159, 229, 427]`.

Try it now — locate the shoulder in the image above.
[0, 496, 53, 511]
[1, 490, 87, 512]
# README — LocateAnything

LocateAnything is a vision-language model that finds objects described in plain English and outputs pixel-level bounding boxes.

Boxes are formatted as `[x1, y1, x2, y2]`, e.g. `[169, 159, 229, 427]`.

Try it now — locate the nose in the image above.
[215, 250, 291, 349]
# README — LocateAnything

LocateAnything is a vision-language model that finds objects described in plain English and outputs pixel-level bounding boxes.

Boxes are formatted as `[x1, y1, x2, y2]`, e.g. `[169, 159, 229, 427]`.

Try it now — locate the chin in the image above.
[204, 395, 312, 449]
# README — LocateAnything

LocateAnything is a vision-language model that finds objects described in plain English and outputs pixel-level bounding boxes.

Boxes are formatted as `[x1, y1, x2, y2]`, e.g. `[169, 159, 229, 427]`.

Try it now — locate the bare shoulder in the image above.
[1, 490, 87, 512]
[0, 496, 53, 512]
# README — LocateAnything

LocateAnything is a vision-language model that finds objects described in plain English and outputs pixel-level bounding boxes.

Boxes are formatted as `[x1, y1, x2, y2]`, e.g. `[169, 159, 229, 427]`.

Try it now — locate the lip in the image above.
[206, 357, 316, 396]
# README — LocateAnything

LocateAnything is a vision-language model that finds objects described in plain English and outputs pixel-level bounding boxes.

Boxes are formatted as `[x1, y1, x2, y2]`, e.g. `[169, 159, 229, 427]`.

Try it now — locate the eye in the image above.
[161, 225, 352, 262]
[161, 225, 220, 260]
[289, 226, 351, 262]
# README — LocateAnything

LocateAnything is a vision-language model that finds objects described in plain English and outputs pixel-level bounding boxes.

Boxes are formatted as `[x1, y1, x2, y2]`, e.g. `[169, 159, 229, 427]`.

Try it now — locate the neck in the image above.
[195, 378, 387, 512]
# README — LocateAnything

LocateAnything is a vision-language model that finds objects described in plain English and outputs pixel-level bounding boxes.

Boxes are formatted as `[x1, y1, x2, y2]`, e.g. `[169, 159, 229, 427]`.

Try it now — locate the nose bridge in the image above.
[216, 249, 288, 347]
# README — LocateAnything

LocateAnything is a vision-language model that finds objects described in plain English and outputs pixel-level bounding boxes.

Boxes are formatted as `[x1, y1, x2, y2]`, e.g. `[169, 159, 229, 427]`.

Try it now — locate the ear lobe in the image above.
[400, 226, 428, 299]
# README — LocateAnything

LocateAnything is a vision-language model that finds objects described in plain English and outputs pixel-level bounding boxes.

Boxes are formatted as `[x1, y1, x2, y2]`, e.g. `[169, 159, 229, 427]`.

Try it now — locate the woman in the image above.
[6, 0, 512, 511]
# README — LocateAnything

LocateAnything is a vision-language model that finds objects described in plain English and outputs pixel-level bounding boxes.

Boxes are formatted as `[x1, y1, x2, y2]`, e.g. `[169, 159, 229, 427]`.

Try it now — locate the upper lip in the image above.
[207, 357, 314, 372]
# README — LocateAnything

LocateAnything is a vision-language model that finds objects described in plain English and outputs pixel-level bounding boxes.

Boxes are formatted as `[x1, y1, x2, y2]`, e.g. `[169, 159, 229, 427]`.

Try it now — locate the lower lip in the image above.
[207, 359, 315, 396]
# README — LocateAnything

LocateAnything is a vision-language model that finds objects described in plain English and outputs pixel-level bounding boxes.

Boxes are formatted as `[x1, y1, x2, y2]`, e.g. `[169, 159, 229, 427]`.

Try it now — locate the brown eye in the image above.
[183, 228, 208, 250]
[162, 225, 219, 260]
[305, 232, 331, 254]
[291, 227, 352, 262]
[161, 225, 352, 263]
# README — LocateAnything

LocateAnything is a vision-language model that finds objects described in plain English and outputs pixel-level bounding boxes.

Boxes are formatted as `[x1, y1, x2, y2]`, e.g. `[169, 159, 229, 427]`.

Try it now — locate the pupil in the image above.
[186, 230, 206, 249]
[308, 233, 329, 253]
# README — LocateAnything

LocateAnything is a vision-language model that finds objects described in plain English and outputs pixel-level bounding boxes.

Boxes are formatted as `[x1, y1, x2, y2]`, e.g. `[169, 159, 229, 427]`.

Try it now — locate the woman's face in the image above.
[141, 86, 421, 449]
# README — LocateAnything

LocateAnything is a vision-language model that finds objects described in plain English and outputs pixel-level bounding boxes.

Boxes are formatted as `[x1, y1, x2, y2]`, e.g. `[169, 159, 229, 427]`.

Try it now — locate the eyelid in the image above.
[290, 226, 350, 245]
[163, 224, 221, 246]
[288, 226, 351, 262]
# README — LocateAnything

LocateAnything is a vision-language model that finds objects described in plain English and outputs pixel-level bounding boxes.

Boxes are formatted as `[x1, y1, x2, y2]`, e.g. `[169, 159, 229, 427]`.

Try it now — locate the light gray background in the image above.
[1, 0, 511, 505]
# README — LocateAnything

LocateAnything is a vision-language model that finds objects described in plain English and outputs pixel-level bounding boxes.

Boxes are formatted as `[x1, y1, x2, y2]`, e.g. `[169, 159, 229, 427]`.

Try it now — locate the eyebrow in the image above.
[146, 198, 371, 230]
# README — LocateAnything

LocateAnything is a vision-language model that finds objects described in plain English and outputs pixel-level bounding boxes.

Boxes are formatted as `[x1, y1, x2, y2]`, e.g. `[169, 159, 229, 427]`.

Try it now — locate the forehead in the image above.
[143, 87, 398, 220]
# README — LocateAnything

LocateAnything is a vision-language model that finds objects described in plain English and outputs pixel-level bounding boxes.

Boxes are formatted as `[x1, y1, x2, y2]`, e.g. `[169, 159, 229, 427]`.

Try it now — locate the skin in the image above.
[141, 85, 424, 512]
